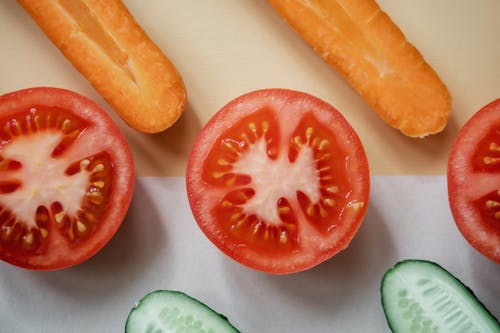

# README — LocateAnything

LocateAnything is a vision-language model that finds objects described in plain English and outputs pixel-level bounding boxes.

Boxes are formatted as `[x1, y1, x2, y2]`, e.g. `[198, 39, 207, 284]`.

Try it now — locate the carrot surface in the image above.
[269, 0, 451, 137]
[18, 0, 186, 133]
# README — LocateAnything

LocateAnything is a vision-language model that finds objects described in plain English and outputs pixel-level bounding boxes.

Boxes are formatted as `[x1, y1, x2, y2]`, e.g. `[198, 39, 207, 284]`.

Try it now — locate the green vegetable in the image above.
[381, 259, 499, 333]
[126, 290, 240, 333]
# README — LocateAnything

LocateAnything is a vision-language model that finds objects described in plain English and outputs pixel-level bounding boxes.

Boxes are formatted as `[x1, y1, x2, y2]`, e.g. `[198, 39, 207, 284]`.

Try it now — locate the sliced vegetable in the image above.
[381, 259, 499, 333]
[447, 98, 500, 263]
[18, 0, 186, 133]
[186, 89, 370, 274]
[126, 290, 240, 333]
[0, 87, 135, 270]
[268, 0, 451, 137]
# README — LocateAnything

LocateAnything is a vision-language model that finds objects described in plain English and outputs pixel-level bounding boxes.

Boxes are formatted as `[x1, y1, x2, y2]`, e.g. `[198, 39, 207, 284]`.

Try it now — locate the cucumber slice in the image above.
[125, 290, 240, 333]
[381, 259, 499, 333]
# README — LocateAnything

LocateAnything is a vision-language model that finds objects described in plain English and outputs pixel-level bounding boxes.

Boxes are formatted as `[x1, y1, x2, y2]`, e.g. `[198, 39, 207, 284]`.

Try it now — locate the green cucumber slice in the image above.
[125, 290, 240, 333]
[381, 259, 499, 333]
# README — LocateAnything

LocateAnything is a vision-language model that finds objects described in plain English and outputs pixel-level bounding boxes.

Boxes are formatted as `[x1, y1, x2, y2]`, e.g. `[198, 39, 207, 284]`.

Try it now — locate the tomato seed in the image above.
[222, 140, 243, 155]
[350, 202, 365, 211]
[483, 156, 500, 165]
[234, 217, 247, 229]
[262, 121, 269, 133]
[33, 114, 41, 130]
[8, 223, 22, 243]
[326, 186, 339, 194]
[61, 119, 71, 132]
[278, 206, 290, 214]
[240, 133, 251, 144]
[92, 163, 105, 173]
[318, 139, 330, 150]
[66, 226, 75, 241]
[248, 122, 257, 133]
[221, 201, 232, 208]
[489, 142, 500, 151]
[76, 221, 87, 233]
[12, 119, 22, 135]
[306, 204, 315, 217]
[293, 136, 302, 146]
[23, 232, 34, 245]
[225, 177, 236, 186]
[486, 200, 500, 208]
[230, 213, 243, 223]
[80, 211, 97, 224]
[323, 198, 335, 207]
[318, 165, 331, 173]
[40, 228, 48, 238]
[87, 191, 104, 205]
[3, 124, 15, 138]
[279, 231, 288, 244]
[212, 171, 225, 179]
[305, 127, 313, 141]
[217, 159, 230, 166]
[315, 153, 331, 162]
[253, 222, 263, 235]
[267, 146, 278, 159]
[80, 159, 91, 170]
[54, 211, 65, 224]
[1, 222, 15, 240]
[92, 181, 105, 188]
[319, 205, 328, 218]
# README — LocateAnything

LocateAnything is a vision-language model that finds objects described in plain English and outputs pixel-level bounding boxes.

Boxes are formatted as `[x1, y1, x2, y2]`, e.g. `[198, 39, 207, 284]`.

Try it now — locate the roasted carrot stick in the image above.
[18, 0, 186, 133]
[269, 0, 451, 137]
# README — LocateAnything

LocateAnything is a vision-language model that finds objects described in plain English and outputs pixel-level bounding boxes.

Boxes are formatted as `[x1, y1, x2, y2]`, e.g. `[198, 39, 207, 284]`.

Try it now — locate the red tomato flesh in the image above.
[186, 89, 370, 274]
[448, 98, 500, 263]
[0, 87, 134, 270]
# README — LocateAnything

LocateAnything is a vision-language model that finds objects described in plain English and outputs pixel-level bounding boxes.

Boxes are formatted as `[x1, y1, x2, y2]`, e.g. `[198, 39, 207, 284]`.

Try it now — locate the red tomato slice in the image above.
[186, 89, 370, 274]
[0, 87, 135, 270]
[448, 98, 500, 263]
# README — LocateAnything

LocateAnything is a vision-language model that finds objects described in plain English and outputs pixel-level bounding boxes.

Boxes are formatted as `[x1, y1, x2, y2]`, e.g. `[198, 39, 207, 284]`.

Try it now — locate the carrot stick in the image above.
[269, 0, 451, 137]
[18, 0, 186, 133]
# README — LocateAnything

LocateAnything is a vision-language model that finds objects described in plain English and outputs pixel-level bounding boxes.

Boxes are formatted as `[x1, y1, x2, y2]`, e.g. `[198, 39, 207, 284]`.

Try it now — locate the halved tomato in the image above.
[0, 87, 135, 270]
[447, 98, 500, 263]
[186, 89, 370, 274]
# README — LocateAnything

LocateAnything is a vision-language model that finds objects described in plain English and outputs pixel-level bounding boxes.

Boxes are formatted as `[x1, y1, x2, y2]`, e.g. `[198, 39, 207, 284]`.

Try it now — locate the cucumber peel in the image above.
[381, 259, 499, 333]
[125, 290, 240, 333]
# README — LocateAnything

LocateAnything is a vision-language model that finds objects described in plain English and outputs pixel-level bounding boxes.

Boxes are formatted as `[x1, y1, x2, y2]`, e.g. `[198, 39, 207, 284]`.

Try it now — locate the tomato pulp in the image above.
[186, 89, 370, 274]
[0, 87, 135, 270]
[448, 98, 500, 263]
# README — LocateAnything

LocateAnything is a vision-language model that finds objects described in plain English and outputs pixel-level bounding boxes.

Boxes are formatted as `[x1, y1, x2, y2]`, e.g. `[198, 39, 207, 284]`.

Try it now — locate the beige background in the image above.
[1, 0, 499, 176]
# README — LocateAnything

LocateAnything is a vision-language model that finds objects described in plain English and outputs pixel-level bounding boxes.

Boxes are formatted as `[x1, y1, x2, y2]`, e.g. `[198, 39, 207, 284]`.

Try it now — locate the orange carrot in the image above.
[18, 0, 186, 133]
[269, 0, 451, 137]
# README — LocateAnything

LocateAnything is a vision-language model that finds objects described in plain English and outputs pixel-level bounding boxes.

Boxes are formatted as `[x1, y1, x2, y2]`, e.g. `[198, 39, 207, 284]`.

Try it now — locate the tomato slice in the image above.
[447, 98, 500, 263]
[186, 89, 370, 274]
[0, 87, 135, 270]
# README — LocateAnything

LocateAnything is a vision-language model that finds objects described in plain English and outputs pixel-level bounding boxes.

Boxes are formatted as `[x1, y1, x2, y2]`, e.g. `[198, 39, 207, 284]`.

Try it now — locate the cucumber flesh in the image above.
[125, 290, 240, 333]
[381, 259, 499, 333]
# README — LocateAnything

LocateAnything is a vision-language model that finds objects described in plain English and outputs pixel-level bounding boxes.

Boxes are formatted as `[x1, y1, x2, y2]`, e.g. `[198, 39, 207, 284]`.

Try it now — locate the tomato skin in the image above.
[186, 89, 370, 274]
[447, 98, 500, 263]
[0, 87, 135, 270]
